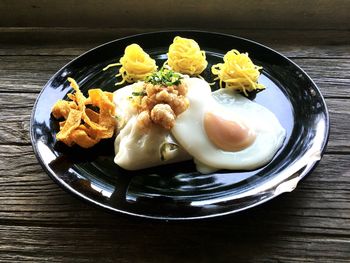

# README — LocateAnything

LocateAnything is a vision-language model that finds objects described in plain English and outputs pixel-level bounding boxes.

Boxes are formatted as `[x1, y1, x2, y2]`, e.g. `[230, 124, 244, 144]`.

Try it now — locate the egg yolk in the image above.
[204, 112, 256, 151]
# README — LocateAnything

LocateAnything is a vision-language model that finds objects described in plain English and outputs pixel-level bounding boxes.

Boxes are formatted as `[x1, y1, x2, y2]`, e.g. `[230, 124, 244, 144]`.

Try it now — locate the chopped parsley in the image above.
[160, 142, 179, 161]
[145, 67, 183, 86]
[131, 91, 147, 96]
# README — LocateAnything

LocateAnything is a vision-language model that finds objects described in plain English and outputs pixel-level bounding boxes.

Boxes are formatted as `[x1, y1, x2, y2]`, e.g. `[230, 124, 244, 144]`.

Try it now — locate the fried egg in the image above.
[172, 78, 286, 173]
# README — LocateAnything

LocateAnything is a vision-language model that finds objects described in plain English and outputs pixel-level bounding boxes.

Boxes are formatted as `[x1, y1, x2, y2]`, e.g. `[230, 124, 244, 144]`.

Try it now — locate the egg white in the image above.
[171, 78, 286, 172]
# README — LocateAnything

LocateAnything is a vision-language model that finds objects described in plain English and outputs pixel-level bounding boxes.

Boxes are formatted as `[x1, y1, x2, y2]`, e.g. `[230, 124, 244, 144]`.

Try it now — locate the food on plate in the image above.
[171, 78, 285, 173]
[133, 67, 189, 130]
[103, 44, 157, 85]
[211, 49, 265, 96]
[113, 71, 191, 170]
[51, 37, 286, 173]
[113, 70, 285, 172]
[114, 115, 191, 170]
[166, 36, 208, 76]
[51, 77, 116, 148]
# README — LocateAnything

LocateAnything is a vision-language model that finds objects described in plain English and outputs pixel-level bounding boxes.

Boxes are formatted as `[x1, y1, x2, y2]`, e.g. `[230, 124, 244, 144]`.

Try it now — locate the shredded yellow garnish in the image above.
[211, 49, 265, 96]
[103, 44, 157, 85]
[166, 36, 208, 76]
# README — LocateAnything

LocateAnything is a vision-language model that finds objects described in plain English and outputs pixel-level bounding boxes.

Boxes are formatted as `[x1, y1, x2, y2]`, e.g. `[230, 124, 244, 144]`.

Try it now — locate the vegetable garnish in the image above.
[160, 142, 179, 161]
[131, 91, 147, 97]
[145, 67, 183, 86]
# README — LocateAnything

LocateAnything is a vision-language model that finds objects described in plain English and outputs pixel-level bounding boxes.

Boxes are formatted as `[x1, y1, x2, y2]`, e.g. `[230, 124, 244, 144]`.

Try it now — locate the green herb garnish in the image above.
[131, 91, 147, 96]
[145, 67, 183, 86]
[160, 142, 179, 161]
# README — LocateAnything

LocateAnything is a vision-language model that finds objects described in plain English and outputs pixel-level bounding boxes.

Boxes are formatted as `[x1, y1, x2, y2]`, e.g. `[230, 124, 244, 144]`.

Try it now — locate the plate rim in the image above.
[30, 30, 330, 220]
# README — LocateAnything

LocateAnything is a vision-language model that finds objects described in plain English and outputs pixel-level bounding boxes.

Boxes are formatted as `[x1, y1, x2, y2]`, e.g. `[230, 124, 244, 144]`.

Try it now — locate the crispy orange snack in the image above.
[51, 100, 77, 119]
[70, 129, 100, 148]
[51, 77, 116, 148]
[87, 89, 116, 139]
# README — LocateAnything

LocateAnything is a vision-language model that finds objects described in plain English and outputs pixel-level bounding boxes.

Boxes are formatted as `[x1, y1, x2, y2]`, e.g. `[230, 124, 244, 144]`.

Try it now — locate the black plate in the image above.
[30, 31, 329, 220]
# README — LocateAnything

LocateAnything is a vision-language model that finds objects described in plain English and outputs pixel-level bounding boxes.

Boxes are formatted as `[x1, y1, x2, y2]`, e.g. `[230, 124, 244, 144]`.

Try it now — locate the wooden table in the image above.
[1, 28, 349, 262]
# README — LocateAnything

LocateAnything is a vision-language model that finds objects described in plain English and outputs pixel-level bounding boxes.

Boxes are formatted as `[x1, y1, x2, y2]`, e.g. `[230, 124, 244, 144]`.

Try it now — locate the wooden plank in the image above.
[327, 99, 350, 153]
[0, 0, 349, 29]
[0, 28, 349, 58]
[0, 56, 349, 97]
[0, 224, 349, 262]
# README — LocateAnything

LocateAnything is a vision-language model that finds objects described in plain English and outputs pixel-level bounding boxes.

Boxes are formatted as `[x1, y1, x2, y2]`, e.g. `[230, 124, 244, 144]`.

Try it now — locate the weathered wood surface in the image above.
[0, 28, 349, 262]
[0, 1, 349, 30]
[1, 28, 349, 58]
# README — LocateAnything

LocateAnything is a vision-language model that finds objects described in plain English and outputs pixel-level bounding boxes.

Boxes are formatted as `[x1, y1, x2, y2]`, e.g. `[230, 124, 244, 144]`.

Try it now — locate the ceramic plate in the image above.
[30, 31, 329, 220]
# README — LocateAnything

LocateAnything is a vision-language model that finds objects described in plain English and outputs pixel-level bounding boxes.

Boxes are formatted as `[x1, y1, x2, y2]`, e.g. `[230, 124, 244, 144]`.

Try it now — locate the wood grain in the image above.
[0, 224, 349, 263]
[0, 0, 349, 30]
[0, 28, 349, 262]
[0, 28, 349, 57]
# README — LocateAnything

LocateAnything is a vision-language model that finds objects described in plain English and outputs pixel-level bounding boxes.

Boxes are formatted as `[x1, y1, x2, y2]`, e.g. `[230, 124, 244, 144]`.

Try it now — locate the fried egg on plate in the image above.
[172, 78, 286, 173]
